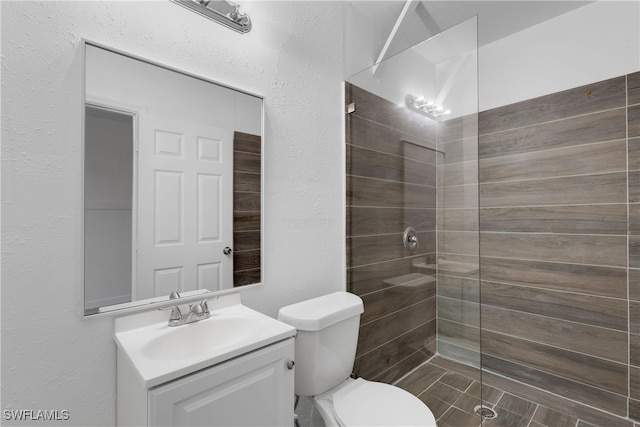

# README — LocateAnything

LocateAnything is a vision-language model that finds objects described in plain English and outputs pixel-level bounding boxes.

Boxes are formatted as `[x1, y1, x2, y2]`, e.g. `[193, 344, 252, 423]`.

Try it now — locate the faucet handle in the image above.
[168, 306, 183, 322]
[200, 299, 209, 315]
[169, 291, 181, 300]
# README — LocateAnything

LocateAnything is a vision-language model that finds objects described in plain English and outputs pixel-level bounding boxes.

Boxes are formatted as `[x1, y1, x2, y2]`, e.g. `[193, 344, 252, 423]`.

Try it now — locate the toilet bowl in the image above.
[278, 292, 437, 427]
[313, 378, 437, 427]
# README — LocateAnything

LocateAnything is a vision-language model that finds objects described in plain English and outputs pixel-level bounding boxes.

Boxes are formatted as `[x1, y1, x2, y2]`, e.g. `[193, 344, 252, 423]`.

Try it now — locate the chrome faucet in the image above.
[161, 291, 211, 327]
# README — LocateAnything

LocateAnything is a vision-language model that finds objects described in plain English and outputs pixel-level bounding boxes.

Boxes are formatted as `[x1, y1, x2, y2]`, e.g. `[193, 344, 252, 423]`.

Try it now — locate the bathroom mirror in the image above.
[83, 41, 263, 316]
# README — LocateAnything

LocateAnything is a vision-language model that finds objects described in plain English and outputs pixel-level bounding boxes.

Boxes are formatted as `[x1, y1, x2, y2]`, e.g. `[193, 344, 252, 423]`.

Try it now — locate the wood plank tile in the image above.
[347, 176, 436, 208]
[348, 231, 435, 267]
[482, 330, 628, 395]
[360, 280, 435, 324]
[347, 115, 437, 163]
[440, 406, 481, 427]
[439, 160, 478, 187]
[346, 83, 437, 142]
[438, 230, 479, 256]
[532, 405, 578, 427]
[632, 236, 640, 269]
[479, 76, 626, 135]
[482, 355, 629, 417]
[480, 205, 627, 235]
[630, 104, 640, 138]
[438, 341, 480, 368]
[438, 319, 480, 353]
[630, 204, 640, 235]
[480, 108, 625, 160]
[233, 191, 260, 211]
[480, 139, 626, 182]
[632, 301, 640, 335]
[347, 254, 434, 296]
[438, 114, 478, 144]
[481, 232, 627, 267]
[372, 342, 436, 384]
[631, 366, 640, 400]
[430, 355, 482, 382]
[357, 299, 436, 356]
[349, 144, 436, 186]
[633, 334, 640, 366]
[233, 212, 260, 232]
[630, 399, 640, 423]
[480, 257, 627, 298]
[481, 305, 628, 363]
[233, 150, 260, 174]
[481, 280, 628, 331]
[233, 171, 260, 192]
[631, 269, 640, 302]
[496, 393, 538, 419]
[233, 269, 260, 286]
[439, 136, 478, 164]
[629, 71, 640, 106]
[480, 172, 627, 207]
[233, 131, 261, 154]
[347, 206, 435, 237]
[438, 183, 479, 209]
[630, 137, 640, 171]
[438, 296, 480, 328]
[438, 208, 479, 232]
[354, 321, 435, 379]
[395, 362, 446, 396]
[439, 371, 474, 392]
[631, 170, 640, 203]
[233, 230, 260, 251]
[437, 275, 480, 303]
[233, 249, 260, 272]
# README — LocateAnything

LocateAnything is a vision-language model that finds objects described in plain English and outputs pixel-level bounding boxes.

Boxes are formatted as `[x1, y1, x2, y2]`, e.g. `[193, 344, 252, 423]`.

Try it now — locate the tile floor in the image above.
[396, 356, 638, 427]
[295, 355, 640, 427]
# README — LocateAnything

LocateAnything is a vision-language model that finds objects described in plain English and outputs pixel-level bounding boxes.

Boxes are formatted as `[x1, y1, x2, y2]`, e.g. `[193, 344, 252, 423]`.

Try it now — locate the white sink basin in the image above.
[114, 292, 296, 387]
[142, 315, 262, 361]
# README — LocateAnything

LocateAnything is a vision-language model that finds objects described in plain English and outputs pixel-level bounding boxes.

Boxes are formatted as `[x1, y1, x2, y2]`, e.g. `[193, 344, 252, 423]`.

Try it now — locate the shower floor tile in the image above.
[396, 356, 638, 427]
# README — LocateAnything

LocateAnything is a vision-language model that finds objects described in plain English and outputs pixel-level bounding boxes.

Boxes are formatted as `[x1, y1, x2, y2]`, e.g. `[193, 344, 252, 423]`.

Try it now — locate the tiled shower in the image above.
[345, 16, 640, 426]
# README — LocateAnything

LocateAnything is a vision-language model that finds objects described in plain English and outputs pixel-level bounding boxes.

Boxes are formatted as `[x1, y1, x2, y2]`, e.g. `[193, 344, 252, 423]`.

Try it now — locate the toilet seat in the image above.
[325, 378, 437, 427]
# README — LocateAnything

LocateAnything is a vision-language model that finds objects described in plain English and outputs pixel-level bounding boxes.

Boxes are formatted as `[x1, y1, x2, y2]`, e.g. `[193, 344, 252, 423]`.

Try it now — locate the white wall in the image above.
[479, 0, 640, 111]
[1, 1, 345, 425]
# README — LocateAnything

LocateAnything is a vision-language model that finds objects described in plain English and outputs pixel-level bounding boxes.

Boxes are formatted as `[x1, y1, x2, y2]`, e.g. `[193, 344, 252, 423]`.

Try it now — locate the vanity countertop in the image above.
[114, 292, 296, 388]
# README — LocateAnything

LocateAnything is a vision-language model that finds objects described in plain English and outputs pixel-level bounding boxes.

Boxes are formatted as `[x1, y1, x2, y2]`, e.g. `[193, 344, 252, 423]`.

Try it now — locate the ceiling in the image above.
[348, 1, 594, 56]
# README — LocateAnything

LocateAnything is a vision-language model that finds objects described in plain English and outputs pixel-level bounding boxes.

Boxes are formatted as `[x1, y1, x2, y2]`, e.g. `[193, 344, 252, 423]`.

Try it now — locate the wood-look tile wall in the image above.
[233, 131, 261, 286]
[346, 83, 439, 383]
[478, 73, 639, 422]
[436, 115, 481, 372]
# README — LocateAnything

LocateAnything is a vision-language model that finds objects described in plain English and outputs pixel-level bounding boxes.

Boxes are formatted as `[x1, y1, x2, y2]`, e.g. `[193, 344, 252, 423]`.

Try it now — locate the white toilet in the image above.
[278, 291, 438, 427]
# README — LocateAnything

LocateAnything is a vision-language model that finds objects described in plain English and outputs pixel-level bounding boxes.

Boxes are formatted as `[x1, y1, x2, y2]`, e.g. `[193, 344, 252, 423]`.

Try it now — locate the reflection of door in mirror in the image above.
[84, 105, 135, 311]
[137, 114, 233, 300]
[84, 43, 263, 315]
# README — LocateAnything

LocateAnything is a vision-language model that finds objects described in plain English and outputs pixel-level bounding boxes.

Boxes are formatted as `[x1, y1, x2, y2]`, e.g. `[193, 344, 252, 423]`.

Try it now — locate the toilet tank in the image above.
[278, 292, 364, 397]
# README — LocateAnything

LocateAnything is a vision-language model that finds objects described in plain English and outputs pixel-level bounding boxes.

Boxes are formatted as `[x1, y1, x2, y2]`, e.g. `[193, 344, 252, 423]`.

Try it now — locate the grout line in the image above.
[348, 172, 437, 188]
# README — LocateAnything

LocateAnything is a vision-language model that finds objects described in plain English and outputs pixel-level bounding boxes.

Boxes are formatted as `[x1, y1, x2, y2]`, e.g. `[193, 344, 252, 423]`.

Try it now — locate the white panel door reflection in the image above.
[137, 114, 233, 299]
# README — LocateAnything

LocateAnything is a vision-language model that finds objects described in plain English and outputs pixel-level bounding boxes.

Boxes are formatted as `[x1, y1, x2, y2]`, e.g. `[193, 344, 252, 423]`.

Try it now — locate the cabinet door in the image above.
[148, 338, 294, 427]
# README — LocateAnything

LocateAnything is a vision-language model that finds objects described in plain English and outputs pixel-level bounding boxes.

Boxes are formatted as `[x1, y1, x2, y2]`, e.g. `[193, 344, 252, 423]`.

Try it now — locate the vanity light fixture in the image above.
[405, 94, 451, 121]
[171, 0, 252, 33]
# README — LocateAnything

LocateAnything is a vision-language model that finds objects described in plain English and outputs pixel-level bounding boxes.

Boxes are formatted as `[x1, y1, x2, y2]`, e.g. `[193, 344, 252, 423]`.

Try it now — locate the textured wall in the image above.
[1, 2, 344, 425]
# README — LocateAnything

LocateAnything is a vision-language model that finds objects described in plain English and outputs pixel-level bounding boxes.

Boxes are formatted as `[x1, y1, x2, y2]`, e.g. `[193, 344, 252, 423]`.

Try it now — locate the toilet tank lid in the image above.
[278, 292, 364, 331]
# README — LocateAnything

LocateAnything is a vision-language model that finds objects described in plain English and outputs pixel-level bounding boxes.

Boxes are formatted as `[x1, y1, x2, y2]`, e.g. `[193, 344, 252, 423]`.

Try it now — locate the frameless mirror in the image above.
[83, 41, 263, 316]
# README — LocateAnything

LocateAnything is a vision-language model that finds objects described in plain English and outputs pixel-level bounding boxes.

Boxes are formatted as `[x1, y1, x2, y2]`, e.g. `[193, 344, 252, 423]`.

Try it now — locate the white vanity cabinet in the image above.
[118, 338, 295, 426]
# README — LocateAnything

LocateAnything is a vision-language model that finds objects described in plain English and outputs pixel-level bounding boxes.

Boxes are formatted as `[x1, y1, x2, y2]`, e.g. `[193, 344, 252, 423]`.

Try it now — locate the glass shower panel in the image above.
[345, 13, 479, 417]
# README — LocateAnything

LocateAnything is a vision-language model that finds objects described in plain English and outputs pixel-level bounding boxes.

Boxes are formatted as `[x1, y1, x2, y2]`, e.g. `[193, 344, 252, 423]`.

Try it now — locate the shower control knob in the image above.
[286, 360, 295, 370]
[223, 247, 233, 255]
